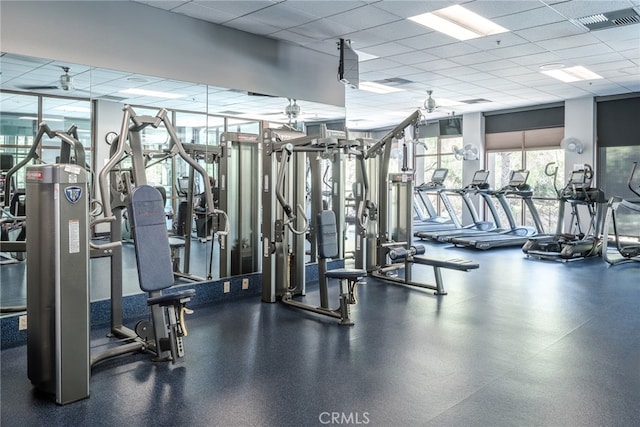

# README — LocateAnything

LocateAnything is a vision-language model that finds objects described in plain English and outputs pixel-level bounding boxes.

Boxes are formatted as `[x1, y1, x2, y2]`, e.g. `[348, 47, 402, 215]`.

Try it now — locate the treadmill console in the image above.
[416, 168, 448, 190]
[508, 170, 529, 187]
[431, 168, 448, 185]
[470, 170, 490, 188]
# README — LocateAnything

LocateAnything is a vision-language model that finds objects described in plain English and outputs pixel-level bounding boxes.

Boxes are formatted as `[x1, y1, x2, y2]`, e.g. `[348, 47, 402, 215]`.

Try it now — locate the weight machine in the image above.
[356, 110, 479, 295]
[261, 126, 365, 325]
[95, 105, 228, 365]
[523, 163, 605, 261]
[603, 162, 640, 265]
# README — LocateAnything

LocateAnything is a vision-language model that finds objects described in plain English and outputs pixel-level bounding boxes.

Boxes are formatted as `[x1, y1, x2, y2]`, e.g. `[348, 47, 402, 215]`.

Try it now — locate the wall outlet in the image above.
[242, 278, 249, 290]
[18, 315, 27, 331]
[223, 281, 230, 293]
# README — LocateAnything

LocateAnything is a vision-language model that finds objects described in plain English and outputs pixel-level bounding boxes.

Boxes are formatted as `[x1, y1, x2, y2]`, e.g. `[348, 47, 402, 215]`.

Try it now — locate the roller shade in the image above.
[597, 95, 640, 147]
[485, 106, 564, 133]
[485, 127, 563, 150]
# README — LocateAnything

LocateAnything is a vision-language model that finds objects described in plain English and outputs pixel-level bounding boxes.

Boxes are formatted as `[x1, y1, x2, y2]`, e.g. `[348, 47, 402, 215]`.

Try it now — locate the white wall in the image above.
[0, 0, 344, 107]
[461, 112, 484, 224]
[564, 97, 596, 178]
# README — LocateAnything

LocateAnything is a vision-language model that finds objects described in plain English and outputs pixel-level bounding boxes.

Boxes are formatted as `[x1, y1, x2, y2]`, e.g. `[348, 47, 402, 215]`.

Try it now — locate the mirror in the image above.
[0, 52, 345, 309]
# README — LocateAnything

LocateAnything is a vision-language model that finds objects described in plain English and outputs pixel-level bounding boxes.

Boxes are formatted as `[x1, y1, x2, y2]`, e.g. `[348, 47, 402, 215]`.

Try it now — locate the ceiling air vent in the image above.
[461, 98, 491, 104]
[575, 8, 640, 31]
[373, 77, 414, 86]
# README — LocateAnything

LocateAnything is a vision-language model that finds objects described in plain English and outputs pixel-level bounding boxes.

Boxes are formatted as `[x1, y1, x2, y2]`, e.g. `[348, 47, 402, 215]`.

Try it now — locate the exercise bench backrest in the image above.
[128, 185, 174, 293]
[317, 210, 338, 259]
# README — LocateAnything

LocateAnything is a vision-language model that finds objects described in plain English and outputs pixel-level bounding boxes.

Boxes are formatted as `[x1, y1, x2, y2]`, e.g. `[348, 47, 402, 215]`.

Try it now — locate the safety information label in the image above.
[69, 219, 80, 254]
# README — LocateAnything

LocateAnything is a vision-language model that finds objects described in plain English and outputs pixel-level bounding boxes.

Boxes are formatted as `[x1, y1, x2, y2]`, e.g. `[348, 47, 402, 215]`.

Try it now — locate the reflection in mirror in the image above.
[0, 52, 345, 316]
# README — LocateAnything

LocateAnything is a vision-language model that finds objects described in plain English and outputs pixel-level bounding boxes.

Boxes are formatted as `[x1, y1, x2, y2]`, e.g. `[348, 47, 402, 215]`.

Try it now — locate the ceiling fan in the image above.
[423, 90, 439, 113]
[18, 66, 80, 92]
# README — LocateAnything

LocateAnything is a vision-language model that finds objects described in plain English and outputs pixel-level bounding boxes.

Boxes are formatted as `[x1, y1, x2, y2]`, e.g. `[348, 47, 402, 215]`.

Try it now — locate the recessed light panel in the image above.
[408, 5, 509, 41]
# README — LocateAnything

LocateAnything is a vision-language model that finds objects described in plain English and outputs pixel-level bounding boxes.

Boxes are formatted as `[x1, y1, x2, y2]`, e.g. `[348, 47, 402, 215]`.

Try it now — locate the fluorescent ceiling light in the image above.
[359, 81, 404, 94]
[541, 66, 603, 82]
[408, 5, 509, 41]
[19, 116, 64, 122]
[54, 105, 91, 113]
[354, 50, 378, 62]
[119, 88, 185, 99]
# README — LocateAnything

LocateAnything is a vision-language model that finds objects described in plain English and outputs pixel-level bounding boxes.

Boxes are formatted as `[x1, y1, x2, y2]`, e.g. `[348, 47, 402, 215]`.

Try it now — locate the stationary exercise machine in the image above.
[357, 110, 479, 295]
[451, 169, 544, 250]
[1, 154, 24, 265]
[415, 169, 500, 242]
[413, 168, 462, 232]
[1, 124, 89, 264]
[95, 105, 223, 362]
[602, 162, 640, 265]
[523, 164, 605, 261]
[261, 126, 365, 325]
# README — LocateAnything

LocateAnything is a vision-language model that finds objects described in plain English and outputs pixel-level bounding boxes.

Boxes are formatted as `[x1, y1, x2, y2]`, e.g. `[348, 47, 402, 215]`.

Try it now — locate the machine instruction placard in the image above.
[68, 219, 80, 254]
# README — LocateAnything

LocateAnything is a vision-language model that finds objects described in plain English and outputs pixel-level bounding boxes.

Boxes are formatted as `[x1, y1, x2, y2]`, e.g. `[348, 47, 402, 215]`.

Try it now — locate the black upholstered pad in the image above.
[413, 256, 479, 271]
[147, 289, 196, 307]
[325, 268, 366, 280]
[129, 185, 175, 293]
[317, 210, 339, 259]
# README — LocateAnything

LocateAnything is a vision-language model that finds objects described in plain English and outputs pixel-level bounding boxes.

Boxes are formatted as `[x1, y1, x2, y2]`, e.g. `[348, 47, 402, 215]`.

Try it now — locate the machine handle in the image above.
[274, 144, 309, 235]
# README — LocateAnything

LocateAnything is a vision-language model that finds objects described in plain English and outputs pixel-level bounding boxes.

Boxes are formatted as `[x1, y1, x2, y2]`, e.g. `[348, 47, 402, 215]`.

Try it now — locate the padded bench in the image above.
[412, 255, 479, 295]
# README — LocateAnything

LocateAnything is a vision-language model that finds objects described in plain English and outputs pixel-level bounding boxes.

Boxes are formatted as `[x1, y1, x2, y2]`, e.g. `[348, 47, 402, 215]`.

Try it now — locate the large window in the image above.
[485, 126, 565, 232]
[415, 135, 464, 221]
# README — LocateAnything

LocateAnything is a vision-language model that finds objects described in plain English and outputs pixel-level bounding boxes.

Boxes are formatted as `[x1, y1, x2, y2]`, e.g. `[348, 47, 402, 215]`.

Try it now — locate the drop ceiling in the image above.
[1, 0, 639, 130]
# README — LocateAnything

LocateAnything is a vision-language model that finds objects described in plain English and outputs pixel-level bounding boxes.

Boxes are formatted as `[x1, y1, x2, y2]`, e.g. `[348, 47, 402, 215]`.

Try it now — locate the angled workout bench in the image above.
[372, 246, 479, 295]
[411, 255, 479, 295]
[129, 185, 196, 362]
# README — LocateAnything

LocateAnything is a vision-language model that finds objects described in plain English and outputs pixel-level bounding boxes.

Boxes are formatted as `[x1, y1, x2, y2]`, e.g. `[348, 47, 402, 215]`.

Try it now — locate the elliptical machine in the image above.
[602, 162, 640, 265]
[523, 163, 606, 261]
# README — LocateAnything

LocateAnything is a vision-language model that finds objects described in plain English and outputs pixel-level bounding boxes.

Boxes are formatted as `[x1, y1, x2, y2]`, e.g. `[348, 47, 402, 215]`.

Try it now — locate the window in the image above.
[485, 125, 565, 232]
[415, 135, 464, 221]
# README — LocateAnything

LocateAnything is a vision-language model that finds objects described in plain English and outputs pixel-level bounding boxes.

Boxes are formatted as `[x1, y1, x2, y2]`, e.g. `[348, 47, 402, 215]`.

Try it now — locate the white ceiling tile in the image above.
[282, 1, 367, 18]
[360, 42, 415, 57]
[133, 0, 188, 11]
[591, 25, 640, 43]
[536, 33, 603, 51]
[386, 50, 441, 66]
[549, 0, 635, 18]
[412, 58, 460, 72]
[396, 32, 463, 50]
[554, 43, 616, 59]
[220, 16, 283, 35]
[490, 43, 548, 60]
[286, 19, 357, 41]
[463, 0, 545, 19]
[245, 2, 321, 28]
[368, 1, 451, 19]
[426, 42, 482, 58]
[324, 4, 401, 32]
[172, 2, 240, 24]
[515, 21, 586, 43]
[510, 51, 565, 66]
[190, 1, 275, 16]
[493, 6, 566, 31]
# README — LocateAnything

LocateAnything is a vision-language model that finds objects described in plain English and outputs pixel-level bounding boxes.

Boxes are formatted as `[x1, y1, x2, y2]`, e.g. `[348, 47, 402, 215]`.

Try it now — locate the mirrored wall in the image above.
[0, 52, 345, 303]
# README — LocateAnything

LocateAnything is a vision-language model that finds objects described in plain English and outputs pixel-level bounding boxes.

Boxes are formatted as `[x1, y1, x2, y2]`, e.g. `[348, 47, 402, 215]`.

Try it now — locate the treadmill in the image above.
[449, 170, 544, 250]
[413, 168, 461, 232]
[415, 170, 502, 242]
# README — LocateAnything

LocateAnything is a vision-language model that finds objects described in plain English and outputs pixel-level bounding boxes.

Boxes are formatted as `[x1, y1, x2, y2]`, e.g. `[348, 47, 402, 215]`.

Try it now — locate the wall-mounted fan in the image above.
[18, 66, 78, 92]
[561, 137, 585, 154]
[452, 143, 479, 161]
